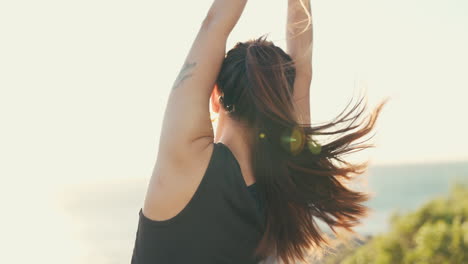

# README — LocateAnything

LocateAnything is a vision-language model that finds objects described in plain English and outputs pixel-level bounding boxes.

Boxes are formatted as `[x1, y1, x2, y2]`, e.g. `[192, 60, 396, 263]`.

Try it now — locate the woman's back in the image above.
[131, 142, 266, 264]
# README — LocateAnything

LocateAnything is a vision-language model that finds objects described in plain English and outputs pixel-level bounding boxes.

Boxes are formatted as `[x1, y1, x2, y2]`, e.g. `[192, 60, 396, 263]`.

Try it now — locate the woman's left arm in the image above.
[158, 0, 248, 161]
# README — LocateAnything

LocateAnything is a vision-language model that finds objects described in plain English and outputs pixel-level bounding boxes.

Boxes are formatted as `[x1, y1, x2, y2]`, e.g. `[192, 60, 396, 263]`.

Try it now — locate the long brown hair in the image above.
[216, 36, 387, 264]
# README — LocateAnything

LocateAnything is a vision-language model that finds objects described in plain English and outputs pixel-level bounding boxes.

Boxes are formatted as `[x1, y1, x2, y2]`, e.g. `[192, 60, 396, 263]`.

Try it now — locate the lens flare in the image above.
[307, 137, 322, 155]
[280, 126, 306, 155]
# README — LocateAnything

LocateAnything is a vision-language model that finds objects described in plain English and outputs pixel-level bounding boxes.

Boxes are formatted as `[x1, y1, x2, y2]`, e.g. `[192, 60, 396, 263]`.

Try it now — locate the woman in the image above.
[131, 0, 386, 263]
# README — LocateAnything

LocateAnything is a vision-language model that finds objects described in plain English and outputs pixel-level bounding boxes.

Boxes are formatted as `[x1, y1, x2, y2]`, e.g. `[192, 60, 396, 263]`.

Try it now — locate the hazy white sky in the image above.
[1, 0, 467, 189]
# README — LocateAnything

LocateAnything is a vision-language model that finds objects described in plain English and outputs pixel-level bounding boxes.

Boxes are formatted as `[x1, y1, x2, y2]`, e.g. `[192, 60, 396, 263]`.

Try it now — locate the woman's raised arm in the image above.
[287, 0, 313, 124]
[157, 0, 248, 161]
[143, 0, 248, 221]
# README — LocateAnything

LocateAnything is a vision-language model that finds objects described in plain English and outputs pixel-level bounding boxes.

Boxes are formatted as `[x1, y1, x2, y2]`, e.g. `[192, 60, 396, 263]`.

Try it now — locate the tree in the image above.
[325, 182, 468, 264]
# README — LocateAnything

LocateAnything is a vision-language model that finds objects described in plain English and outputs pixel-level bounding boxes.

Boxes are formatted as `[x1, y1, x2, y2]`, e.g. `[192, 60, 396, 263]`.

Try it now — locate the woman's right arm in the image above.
[286, 0, 313, 124]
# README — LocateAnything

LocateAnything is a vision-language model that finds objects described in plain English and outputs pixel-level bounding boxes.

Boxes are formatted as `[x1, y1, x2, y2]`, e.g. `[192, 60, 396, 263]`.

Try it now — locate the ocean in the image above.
[55, 161, 468, 263]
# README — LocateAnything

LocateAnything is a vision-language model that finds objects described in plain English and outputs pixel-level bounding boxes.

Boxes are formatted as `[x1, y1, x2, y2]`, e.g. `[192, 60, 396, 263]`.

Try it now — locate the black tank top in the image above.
[131, 142, 266, 264]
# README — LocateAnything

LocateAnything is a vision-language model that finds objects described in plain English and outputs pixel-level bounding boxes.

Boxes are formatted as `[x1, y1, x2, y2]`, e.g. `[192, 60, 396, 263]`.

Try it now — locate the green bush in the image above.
[329, 183, 468, 264]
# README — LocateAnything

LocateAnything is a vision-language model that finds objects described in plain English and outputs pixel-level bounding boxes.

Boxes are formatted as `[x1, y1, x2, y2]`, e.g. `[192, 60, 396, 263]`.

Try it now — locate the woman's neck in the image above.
[214, 112, 253, 161]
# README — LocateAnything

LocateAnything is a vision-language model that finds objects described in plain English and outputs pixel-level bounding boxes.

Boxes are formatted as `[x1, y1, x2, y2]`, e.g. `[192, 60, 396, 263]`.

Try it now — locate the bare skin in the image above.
[142, 0, 313, 222]
[287, 0, 313, 124]
[172, 62, 197, 90]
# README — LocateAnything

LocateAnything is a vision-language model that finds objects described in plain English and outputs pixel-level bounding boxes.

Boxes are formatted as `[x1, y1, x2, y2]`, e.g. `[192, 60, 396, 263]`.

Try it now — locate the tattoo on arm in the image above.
[172, 62, 197, 90]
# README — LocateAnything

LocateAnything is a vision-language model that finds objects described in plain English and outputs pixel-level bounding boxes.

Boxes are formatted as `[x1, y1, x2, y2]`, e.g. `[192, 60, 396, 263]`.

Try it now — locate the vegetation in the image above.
[322, 182, 468, 264]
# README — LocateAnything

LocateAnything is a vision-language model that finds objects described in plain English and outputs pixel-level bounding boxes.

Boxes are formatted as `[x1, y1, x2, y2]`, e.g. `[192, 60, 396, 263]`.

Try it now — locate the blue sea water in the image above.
[59, 161, 468, 264]
[356, 161, 468, 235]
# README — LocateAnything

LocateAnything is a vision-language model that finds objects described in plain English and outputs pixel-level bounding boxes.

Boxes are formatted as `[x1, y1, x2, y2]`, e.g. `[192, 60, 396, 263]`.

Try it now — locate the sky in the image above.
[1, 0, 467, 187]
[0, 1, 467, 263]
